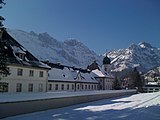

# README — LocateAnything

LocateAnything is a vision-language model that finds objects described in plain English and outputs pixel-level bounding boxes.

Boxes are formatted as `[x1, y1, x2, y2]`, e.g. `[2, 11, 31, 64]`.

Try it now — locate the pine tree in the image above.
[113, 74, 121, 90]
[130, 67, 143, 91]
[0, 0, 10, 80]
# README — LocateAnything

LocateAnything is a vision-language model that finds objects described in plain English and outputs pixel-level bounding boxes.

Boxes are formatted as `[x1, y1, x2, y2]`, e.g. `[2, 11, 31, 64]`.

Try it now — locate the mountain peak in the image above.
[138, 42, 153, 48]
[107, 42, 160, 75]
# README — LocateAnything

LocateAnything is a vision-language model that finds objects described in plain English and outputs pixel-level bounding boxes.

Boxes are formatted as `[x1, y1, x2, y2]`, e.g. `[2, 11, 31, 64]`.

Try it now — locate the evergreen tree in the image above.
[0, 0, 10, 80]
[130, 67, 143, 91]
[113, 74, 121, 90]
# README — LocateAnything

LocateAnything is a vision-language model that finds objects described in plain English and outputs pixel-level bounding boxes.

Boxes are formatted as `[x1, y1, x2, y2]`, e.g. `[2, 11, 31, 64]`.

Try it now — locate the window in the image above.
[19, 53, 25, 60]
[0, 82, 8, 92]
[88, 85, 90, 89]
[39, 84, 43, 92]
[61, 84, 64, 90]
[72, 84, 74, 90]
[85, 85, 87, 89]
[67, 84, 69, 90]
[28, 83, 33, 92]
[77, 84, 79, 90]
[48, 84, 52, 90]
[16, 83, 22, 92]
[82, 84, 84, 90]
[17, 68, 23, 76]
[55, 84, 58, 90]
[39, 71, 43, 77]
[92, 85, 94, 89]
[29, 70, 34, 77]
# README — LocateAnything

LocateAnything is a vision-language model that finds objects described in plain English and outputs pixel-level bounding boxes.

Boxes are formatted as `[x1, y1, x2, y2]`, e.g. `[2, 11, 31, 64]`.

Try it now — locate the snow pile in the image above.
[4, 92, 160, 120]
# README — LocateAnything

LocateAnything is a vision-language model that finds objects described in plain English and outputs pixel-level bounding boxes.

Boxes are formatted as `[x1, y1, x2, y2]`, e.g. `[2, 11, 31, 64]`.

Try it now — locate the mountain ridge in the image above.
[7, 29, 160, 75]
[107, 42, 160, 76]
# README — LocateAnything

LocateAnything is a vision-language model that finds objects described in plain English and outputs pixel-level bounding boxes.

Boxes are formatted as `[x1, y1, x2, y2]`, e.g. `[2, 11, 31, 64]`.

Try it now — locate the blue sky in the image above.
[1, 0, 160, 54]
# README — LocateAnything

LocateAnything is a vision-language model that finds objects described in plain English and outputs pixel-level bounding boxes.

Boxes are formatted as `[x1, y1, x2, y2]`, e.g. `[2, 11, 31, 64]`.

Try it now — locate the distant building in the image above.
[0, 30, 50, 93]
[87, 55, 114, 90]
[143, 66, 160, 92]
[143, 84, 160, 93]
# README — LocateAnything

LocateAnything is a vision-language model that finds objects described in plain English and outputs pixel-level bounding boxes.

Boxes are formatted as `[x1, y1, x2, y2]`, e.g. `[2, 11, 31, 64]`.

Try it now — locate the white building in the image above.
[88, 56, 114, 90]
[0, 30, 50, 93]
[47, 63, 99, 92]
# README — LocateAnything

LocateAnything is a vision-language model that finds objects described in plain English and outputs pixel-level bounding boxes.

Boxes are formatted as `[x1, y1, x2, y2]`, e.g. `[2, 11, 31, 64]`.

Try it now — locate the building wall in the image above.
[0, 65, 48, 93]
[143, 86, 160, 93]
[104, 78, 114, 90]
[95, 77, 114, 90]
[48, 81, 98, 92]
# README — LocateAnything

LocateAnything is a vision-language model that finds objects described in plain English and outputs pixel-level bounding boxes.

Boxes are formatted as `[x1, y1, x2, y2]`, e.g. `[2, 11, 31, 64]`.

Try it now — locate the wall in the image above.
[0, 90, 136, 118]
[1, 65, 48, 93]
[48, 81, 98, 92]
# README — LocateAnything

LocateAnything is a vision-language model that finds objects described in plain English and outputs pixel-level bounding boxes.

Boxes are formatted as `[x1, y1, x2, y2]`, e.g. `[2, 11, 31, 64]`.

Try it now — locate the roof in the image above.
[92, 67, 114, 79]
[92, 69, 106, 77]
[48, 67, 75, 82]
[87, 61, 100, 71]
[1, 30, 50, 69]
[48, 63, 98, 83]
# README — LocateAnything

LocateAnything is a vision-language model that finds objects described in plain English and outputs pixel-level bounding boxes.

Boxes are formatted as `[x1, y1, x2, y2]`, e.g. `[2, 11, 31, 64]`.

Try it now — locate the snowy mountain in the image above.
[107, 42, 160, 74]
[7, 29, 102, 68]
[6, 29, 160, 74]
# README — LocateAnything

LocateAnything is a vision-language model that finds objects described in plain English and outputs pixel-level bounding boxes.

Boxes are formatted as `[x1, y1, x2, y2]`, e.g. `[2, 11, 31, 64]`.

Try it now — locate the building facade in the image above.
[1, 65, 49, 93]
[0, 30, 50, 93]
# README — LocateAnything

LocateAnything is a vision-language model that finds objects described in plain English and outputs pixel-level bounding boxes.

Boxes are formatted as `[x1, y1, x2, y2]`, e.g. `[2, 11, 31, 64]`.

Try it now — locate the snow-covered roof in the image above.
[48, 65, 98, 83]
[92, 68, 114, 79]
[48, 67, 75, 82]
[92, 69, 106, 77]
[77, 72, 98, 83]
[2, 30, 50, 70]
[147, 82, 158, 85]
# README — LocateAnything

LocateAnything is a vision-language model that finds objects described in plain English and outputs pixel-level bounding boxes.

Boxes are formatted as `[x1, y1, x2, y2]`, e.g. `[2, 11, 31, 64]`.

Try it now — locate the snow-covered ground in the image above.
[4, 92, 160, 120]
